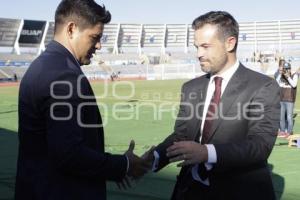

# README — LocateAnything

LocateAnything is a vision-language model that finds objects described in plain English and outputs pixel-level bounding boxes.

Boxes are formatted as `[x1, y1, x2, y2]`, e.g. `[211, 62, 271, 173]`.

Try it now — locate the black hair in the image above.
[54, 0, 111, 33]
[192, 11, 239, 51]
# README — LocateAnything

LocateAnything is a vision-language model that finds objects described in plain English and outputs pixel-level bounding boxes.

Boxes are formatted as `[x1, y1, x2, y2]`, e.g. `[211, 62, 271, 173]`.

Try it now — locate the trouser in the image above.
[280, 101, 294, 133]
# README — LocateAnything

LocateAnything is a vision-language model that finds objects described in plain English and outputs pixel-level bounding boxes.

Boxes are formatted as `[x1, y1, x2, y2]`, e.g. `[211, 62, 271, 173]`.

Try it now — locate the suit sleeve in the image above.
[213, 80, 280, 171]
[154, 83, 190, 171]
[42, 71, 127, 181]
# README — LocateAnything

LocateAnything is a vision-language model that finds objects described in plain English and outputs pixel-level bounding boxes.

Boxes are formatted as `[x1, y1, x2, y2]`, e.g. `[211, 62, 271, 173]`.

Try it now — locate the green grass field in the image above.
[0, 79, 300, 200]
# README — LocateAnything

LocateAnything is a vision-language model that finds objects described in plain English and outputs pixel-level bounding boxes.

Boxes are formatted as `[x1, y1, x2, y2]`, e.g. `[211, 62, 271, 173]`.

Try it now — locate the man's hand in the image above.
[141, 145, 156, 169]
[115, 175, 131, 190]
[283, 70, 290, 79]
[166, 141, 208, 167]
[125, 140, 151, 179]
[279, 66, 283, 74]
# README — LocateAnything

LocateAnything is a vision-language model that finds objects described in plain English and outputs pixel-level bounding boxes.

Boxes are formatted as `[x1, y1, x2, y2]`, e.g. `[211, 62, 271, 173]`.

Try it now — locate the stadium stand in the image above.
[0, 68, 10, 79]
[0, 18, 300, 82]
[0, 53, 36, 62]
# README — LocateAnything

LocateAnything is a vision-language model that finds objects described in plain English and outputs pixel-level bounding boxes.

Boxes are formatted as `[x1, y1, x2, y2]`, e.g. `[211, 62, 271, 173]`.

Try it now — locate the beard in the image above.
[200, 60, 213, 73]
[78, 57, 91, 66]
[200, 64, 210, 73]
[200, 56, 228, 75]
[83, 59, 91, 65]
[79, 52, 94, 66]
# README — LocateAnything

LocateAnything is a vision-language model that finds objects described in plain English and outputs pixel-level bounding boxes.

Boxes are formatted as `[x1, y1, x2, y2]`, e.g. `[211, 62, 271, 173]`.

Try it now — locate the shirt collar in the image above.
[209, 59, 239, 84]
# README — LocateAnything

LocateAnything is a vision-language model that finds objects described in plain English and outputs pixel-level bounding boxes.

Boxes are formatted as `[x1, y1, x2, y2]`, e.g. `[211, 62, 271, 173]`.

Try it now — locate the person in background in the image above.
[275, 59, 298, 138]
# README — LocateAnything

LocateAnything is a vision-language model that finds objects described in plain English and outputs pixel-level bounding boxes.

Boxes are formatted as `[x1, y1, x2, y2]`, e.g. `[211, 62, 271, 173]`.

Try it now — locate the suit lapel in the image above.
[207, 64, 248, 142]
[190, 74, 210, 140]
[85, 77, 103, 124]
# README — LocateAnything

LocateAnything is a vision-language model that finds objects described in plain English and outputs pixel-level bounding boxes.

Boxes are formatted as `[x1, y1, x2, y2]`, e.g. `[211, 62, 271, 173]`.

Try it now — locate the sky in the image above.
[1, 0, 300, 23]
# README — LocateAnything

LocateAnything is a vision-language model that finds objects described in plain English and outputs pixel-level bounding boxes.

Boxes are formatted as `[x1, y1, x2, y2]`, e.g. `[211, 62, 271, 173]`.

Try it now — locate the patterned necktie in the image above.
[201, 76, 223, 144]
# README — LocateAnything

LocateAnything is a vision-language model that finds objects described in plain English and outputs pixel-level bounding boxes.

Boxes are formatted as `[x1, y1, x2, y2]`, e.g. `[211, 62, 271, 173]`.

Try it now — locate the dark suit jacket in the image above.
[155, 64, 280, 200]
[15, 40, 127, 200]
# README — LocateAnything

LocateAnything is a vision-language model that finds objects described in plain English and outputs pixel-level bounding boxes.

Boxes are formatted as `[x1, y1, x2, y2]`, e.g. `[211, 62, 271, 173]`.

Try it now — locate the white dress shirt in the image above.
[192, 59, 240, 185]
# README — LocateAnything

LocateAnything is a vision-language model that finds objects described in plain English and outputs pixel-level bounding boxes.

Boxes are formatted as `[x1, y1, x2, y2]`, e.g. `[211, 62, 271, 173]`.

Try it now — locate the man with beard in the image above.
[143, 11, 280, 200]
[15, 1, 149, 200]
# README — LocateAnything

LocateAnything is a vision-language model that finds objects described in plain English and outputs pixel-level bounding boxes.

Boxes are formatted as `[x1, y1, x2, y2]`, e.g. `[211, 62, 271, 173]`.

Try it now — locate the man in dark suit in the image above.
[15, 1, 149, 200]
[143, 11, 280, 200]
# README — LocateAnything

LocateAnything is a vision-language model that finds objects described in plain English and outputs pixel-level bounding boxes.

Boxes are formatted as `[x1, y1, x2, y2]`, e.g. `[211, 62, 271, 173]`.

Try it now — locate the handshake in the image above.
[117, 140, 155, 190]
